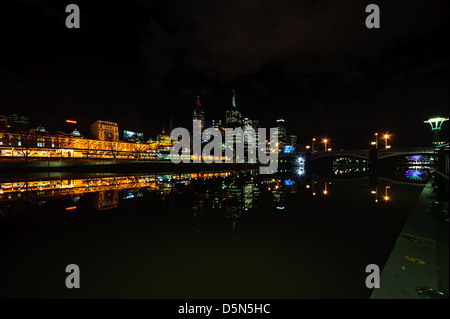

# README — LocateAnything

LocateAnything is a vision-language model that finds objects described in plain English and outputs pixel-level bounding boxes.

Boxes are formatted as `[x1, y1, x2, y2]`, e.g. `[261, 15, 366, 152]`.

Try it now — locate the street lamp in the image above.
[323, 138, 328, 151]
[424, 117, 449, 147]
[383, 134, 390, 149]
[375, 133, 378, 149]
[312, 138, 316, 152]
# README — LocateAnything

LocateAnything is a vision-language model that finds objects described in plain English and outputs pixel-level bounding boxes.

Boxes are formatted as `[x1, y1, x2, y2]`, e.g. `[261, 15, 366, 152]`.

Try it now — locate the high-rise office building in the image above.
[225, 90, 242, 128]
[212, 119, 222, 129]
[288, 134, 297, 146]
[193, 96, 205, 132]
[7, 114, 30, 131]
[276, 119, 287, 148]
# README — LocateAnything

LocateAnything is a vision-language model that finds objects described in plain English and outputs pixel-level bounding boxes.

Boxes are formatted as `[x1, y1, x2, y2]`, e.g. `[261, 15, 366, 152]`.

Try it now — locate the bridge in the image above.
[310, 146, 436, 161]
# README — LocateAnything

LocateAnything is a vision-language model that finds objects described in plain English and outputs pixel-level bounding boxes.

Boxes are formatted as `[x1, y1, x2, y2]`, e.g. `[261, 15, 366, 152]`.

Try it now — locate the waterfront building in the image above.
[0, 129, 162, 159]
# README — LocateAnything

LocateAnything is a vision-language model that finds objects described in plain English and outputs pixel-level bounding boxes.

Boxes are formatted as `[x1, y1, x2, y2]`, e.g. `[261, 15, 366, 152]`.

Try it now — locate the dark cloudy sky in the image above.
[1, 0, 448, 148]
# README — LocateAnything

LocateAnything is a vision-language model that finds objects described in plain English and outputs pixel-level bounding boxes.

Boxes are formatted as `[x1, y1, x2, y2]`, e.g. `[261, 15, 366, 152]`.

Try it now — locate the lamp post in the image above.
[375, 133, 378, 149]
[424, 117, 449, 147]
[312, 138, 316, 152]
[383, 134, 390, 149]
[323, 138, 328, 151]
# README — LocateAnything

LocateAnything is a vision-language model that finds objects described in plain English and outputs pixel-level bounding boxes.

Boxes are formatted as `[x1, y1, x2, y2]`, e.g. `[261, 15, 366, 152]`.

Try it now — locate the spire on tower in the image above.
[232, 90, 236, 108]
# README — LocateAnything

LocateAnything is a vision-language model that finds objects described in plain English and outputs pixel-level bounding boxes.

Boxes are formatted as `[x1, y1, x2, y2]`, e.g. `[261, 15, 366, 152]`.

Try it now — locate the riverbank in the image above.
[0, 158, 261, 173]
[370, 174, 449, 299]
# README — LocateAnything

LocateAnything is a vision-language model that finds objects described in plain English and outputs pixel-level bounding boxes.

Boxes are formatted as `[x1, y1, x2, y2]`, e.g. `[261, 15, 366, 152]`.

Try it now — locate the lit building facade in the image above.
[90, 120, 119, 142]
[288, 134, 297, 146]
[193, 96, 205, 133]
[276, 119, 287, 150]
[225, 90, 242, 127]
[0, 130, 172, 160]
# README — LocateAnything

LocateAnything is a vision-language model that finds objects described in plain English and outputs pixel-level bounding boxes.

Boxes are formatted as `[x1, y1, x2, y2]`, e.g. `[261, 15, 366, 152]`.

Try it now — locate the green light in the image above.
[424, 117, 448, 147]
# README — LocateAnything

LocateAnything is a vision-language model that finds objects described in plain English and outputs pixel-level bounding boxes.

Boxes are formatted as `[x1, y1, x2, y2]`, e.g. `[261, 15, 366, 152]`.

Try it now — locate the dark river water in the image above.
[0, 160, 432, 298]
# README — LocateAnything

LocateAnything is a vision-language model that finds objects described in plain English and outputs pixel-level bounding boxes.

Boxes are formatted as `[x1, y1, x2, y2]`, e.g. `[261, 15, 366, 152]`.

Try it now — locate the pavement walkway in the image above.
[371, 177, 449, 299]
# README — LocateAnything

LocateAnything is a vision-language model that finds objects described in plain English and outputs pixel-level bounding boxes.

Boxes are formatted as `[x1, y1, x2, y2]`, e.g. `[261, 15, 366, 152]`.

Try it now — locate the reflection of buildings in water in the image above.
[243, 182, 254, 210]
[260, 178, 297, 209]
[91, 190, 119, 211]
[212, 181, 225, 209]
[272, 183, 286, 204]
[0, 171, 235, 218]
[0, 172, 231, 204]
[193, 189, 205, 217]
[231, 220, 237, 240]
[333, 157, 369, 175]
[225, 181, 242, 219]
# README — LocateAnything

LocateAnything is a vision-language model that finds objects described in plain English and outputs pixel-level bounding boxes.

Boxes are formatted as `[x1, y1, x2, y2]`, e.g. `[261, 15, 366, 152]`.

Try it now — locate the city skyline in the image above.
[2, 0, 448, 149]
[1, 0, 448, 303]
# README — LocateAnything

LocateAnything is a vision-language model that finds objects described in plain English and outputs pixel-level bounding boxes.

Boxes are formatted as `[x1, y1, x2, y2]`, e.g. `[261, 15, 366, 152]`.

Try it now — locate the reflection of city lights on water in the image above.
[405, 169, 426, 180]
[406, 155, 426, 163]
[284, 179, 294, 186]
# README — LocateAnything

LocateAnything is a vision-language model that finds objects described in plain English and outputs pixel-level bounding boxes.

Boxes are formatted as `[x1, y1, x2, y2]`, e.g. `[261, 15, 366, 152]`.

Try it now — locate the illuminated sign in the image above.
[123, 130, 144, 143]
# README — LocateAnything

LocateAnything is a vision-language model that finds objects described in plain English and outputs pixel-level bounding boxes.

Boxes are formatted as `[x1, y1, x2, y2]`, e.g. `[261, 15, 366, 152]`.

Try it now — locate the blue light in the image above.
[284, 146, 294, 154]
[284, 179, 294, 186]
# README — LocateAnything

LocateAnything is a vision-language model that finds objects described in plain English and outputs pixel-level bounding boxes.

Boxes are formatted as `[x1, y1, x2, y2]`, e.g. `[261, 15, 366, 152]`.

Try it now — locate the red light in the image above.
[66, 206, 77, 211]
[66, 120, 77, 124]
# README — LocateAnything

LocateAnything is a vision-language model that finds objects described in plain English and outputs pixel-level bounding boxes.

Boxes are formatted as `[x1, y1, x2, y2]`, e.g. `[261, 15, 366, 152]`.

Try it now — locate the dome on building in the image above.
[156, 128, 170, 143]
[71, 128, 81, 136]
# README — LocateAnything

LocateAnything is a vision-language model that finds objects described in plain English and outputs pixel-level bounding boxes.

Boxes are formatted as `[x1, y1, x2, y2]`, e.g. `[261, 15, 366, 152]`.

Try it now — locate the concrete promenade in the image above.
[371, 176, 449, 299]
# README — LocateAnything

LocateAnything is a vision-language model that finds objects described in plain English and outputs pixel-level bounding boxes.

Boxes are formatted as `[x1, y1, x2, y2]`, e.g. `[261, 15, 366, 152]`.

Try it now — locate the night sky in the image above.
[1, 0, 449, 148]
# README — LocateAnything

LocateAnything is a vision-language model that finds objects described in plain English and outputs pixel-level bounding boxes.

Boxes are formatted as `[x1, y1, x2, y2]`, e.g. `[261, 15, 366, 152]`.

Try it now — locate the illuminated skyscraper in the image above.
[288, 134, 297, 146]
[193, 96, 205, 132]
[225, 90, 242, 128]
[212, 119, 222, 129]
[276, 119, 287, 149]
